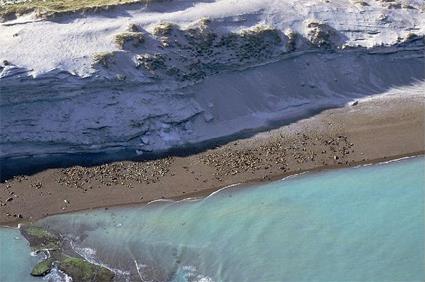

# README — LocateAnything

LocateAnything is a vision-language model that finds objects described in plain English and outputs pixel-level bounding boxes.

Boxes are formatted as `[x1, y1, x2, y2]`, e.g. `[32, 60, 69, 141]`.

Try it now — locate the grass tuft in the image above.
[114, 31, 144, 49]
[92, 51, 115, 67]
[153, 22, 177, 36]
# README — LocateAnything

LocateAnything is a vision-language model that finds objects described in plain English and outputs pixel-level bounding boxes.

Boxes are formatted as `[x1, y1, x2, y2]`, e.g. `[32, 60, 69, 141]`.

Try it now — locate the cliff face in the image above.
[0, 0, 424, 161]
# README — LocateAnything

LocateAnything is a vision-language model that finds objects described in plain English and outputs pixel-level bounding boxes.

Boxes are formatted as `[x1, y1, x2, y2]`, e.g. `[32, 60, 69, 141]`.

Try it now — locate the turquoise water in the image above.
[0, 228, 39, 282]
[1, 157, 424, 281]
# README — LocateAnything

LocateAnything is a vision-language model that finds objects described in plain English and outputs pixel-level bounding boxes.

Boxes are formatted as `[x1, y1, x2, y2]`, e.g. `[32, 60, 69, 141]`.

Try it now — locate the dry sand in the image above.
[0, 93, 424, 226]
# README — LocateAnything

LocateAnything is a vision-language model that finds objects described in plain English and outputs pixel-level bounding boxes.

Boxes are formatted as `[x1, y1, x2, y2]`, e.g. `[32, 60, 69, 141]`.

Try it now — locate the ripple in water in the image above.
[1, 157, 424, 281]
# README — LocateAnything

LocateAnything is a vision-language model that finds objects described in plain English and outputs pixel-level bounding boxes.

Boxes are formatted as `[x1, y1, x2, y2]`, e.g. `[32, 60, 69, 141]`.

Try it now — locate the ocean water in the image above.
[1, 157, 424, 281]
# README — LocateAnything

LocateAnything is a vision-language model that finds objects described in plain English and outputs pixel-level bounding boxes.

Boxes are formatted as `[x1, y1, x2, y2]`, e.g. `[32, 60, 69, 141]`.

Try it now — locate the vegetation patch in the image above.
[137, 23, 284, 81]
[0, 0, 157, 21]
[153, 22, 178, 36]
[214, 24, 282, 62]
[114, 31, 144, 49]
[93, 51, 115, 68]
[136, 53, 167, 72]
[306, 21, 340, 48]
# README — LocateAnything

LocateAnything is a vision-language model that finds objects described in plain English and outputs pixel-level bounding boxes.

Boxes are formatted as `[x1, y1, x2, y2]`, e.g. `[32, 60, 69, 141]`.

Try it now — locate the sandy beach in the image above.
[1, 91, 423, 226]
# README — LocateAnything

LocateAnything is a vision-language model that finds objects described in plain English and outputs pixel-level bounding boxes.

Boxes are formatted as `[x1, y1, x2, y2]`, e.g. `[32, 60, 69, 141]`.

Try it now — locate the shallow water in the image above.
[1, 157, 424, 281]
[0, 228, 39, 282]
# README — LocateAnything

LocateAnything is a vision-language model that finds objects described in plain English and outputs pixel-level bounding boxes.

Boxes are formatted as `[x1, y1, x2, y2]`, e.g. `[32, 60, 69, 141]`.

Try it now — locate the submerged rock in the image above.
[20, 225, 60, 250]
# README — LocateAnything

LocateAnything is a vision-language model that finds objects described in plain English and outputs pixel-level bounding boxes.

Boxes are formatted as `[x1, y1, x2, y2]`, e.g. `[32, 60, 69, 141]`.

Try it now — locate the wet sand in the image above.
[0, 93, 424, 226]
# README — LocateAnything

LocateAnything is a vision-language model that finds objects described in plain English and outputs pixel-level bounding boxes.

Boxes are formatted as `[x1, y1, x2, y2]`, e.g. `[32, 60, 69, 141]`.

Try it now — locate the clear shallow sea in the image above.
[1, 157, 424, 281]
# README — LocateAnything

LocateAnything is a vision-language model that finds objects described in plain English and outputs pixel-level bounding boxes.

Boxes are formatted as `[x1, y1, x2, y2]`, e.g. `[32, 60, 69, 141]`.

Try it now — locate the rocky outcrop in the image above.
[20, 224, 115, 281]
[31, 258, 55, 276]
[59, 257, 115, 282]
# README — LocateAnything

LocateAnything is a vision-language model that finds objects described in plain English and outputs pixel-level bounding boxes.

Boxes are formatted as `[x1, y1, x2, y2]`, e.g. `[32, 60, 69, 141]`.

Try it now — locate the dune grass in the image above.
[0, 0, 156, 20]
[92, 51, 115, 67]
[115, 31, 144, 48]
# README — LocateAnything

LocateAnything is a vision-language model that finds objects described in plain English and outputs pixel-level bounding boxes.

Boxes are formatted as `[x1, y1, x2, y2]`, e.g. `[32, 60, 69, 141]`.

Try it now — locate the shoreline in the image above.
[0, 153, 422, 230]
[0, 92, 424, 226]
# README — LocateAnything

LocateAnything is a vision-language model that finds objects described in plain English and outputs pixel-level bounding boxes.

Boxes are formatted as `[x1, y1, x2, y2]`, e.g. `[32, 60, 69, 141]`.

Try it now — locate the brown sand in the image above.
[1, 93, 424, 226]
